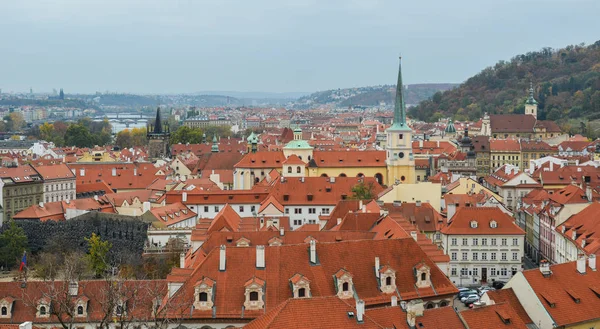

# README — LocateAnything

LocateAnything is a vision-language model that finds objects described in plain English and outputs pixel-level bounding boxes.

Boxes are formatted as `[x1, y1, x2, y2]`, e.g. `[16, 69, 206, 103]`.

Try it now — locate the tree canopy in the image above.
[0, 221, 28, 270]
[85, 233, 112, 278]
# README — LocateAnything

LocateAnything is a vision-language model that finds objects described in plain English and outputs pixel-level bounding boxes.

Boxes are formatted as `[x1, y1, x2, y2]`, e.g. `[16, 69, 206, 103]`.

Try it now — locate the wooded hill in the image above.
[409, 40, 600, 123]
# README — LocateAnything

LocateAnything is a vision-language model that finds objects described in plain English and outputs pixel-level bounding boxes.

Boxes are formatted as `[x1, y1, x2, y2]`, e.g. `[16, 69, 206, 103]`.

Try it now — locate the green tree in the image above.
[351, 181, 376, 200]
[84, 233, 112, 278]
[0, 221, 28, 270]
[115, 129, 133, 149]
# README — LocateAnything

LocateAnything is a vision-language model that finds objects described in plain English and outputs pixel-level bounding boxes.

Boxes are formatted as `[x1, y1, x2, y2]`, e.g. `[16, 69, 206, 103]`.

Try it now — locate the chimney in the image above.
[93, 195, 99, 201]
[39, 202, 44, 208]
[19, 322, 33, 329]
[540, 260, 552, 277]
[112, 167, 117, 176]
[142, 201, 151, 213]
[410, 231, 418, 241]
[587, 186, 593, 202]
[336, 218, 342, 226]
[68, 280, 79, 296]
[182, 192, 187, 202]
[219, 245, 226, 271]
[577, 253, 587, 274]
[406, 299, 424, 328]
[416, 200, 422, 207]
[330, 176, 336, 183]
[134, 167, 137, 176]
[550, 161, 554, 171]
[589, 254, 597, 271]
[375, 257, 380, 278]
[280, 227, 285, 236]
[359, 200, 363, 209]
[356, 300, 365, 323]
[256, 245, 265, 268]
[179, 253, 185, 269]
[80, 168, 85, 177]
[309, 239, 317, 264]
[391, 295, 398, 307]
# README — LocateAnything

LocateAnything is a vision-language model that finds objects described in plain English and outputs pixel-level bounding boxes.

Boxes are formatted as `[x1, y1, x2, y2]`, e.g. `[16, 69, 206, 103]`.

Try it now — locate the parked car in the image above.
[478, 287, 495, 296]
[458, 289, 477, 298]
[492, 281, 506, 289]
[461, 294, 479, 303]
[463, 294, 480, 305]
[457, 287, 471, 292]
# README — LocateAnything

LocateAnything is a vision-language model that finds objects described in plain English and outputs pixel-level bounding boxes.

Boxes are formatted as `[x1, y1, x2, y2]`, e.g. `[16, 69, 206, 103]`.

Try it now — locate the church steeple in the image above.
[390, 57, 410, 131]
[211, 135, 219, 153]
[526, 81, 537, 105]
[154, 107, 163, 134]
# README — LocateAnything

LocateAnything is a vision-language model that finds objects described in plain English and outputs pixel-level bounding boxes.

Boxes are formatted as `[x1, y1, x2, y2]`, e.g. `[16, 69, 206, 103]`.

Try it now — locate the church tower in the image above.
[386, 57, 415, 185]
[147, 107, 171, 159]
[525, 82, 538, 118]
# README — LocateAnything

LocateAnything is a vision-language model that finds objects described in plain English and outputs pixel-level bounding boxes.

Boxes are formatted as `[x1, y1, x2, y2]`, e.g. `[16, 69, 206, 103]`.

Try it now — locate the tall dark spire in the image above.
[390, 57, 411, 131]
[154, 107, 163, 134]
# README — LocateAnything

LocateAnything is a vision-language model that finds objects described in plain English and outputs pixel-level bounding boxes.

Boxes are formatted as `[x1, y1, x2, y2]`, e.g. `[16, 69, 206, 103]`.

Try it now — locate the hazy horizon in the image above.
[1, 0, 599, 94]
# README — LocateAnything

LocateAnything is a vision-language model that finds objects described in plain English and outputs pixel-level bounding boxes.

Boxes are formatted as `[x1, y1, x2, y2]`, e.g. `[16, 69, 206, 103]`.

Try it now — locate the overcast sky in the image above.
[1, 0, 599, 94]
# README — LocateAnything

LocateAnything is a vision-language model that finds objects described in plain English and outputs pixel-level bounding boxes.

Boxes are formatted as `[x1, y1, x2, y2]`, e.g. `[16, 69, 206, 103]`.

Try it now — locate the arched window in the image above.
[421, 273, 426, 281]
[298, 288, 306, 298]
[385, 276, 392, 286]
[426, 303, 435, 309]
[439, 300, 448, 307]
[401, 176, 406, 181]
[287, 167, 292, 173]
[1, 306, 6, 315]
[249, 291, 259, 301]
[77, 306, 84, 315]
[339, 173, 347, 177]
[357, 173, 364, 178]
[40, 306, 46, 315]
[296, 166, 301, 173]
[199, 292, 208, 302]
[320, 173, 328, 177]
[375, 173, 383, 185]
[342, 282, 349, 292]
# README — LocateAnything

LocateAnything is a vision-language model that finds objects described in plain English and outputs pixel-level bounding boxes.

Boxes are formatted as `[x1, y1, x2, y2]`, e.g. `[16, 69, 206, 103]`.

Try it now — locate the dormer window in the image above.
[490, 220, 498, 228]
[334, 269, 354, 299]
[290, 273, 311, 298]
[37, 298, 51, 318]
[379, 265, 397, 293]
[268, 237, 283, 246]
[470, 220, 478, 228]
[414, 263, 432, 288]
[74, 297, 88, 317]
[194, 277, 215, 311]
[244, 277, 265, 310]
[0, 297, 13, 318]
[236, 237, 251, 247]
[114, 301, 126, 317]
[77, 305, 84, 315]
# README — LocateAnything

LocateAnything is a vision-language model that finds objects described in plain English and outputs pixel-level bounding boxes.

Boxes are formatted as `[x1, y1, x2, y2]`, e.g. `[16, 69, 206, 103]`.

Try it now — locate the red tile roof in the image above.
[490, 139, 521, 152]
[459, 303, 528, 329]
[269, 177, 383, 206]
[485, 288, 533, 325]
[149, 202, 197, 226]
[441, 207, 525, 236]
[522, 260, 600, 327]
[309, 150, 386, 168]
[33, 163, 75, 180]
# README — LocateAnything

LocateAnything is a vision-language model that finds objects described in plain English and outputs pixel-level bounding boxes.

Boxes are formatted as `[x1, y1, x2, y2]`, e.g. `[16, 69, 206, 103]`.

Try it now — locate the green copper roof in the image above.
[284, 140, 312, 149]
[445, 121, 456, 133]
[247, 131, 259, 143]
[388, 57, 412, 132]
[211, 135, 219, 152]
[526, 81, 538, 105]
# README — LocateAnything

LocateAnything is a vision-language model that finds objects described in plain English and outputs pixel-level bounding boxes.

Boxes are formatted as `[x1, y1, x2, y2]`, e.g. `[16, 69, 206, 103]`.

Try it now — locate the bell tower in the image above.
[525, 82, 538, 118]
[147, 107, 171, 159]
[386, 57, 415, 185]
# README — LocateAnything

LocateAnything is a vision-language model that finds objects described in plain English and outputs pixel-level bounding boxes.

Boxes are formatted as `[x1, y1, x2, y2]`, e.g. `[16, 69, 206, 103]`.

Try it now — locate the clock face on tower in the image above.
[399, 152, 405, 159]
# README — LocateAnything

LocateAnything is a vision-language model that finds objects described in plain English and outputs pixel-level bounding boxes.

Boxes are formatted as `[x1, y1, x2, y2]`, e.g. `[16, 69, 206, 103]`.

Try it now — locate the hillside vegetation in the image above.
[296, 84, 457, 108]
[409, 40, 600, 124]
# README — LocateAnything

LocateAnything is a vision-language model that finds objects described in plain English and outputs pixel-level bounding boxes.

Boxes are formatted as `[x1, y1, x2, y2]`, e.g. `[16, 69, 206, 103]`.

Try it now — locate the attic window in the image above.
[590, 286, 600, 298]
[341, 194, 347, 200]
[490, 220, 497, 228]
[307, 194, 313, 201]
[541, 293, 556, 308]
[566, 289, 581, 303]
[228, 195, 234, 200]
[283, 194, 289, 201]
[470, 220, 478, 228]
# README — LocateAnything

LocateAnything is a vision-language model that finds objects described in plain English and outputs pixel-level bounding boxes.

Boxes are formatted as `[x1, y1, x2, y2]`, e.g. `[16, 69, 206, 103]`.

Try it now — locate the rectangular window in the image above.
[491, 253, 497, 261]
[473, 252, 478, 261]
[308, 208, 316, 214]
[473, 267, 478, 276]
[251, 206, 256, 213]
[451, 268, 457, 276]
[399, 134, 403, 140]
[451, 252, 457, 261]
[462, 252, 468, 261]
[214, 206, 219, 212]
[501, 253, 507, 261]
[502, 238, 507, 246]
[461, 268, 468, 276]
[285, 208, 290, 214]
[512, 238, 518, 246]
[451, 238, 457, 246]
[472, 238, 478, 246]
[491, 238, 497, 246]
[482, 253, 487, 261]
[501, 268, 508, 276]
[204, 206, 209, 213]
[322, 208, 330, 214]
[293, 219, 302, 226]
[482, 238, 487, 246]
[294, 208, 302, 214]
[491, 268, 497, 276]
[512, 252, 518, 261]
[462, 238, 468, 246]
[239, 206, 244, 212]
